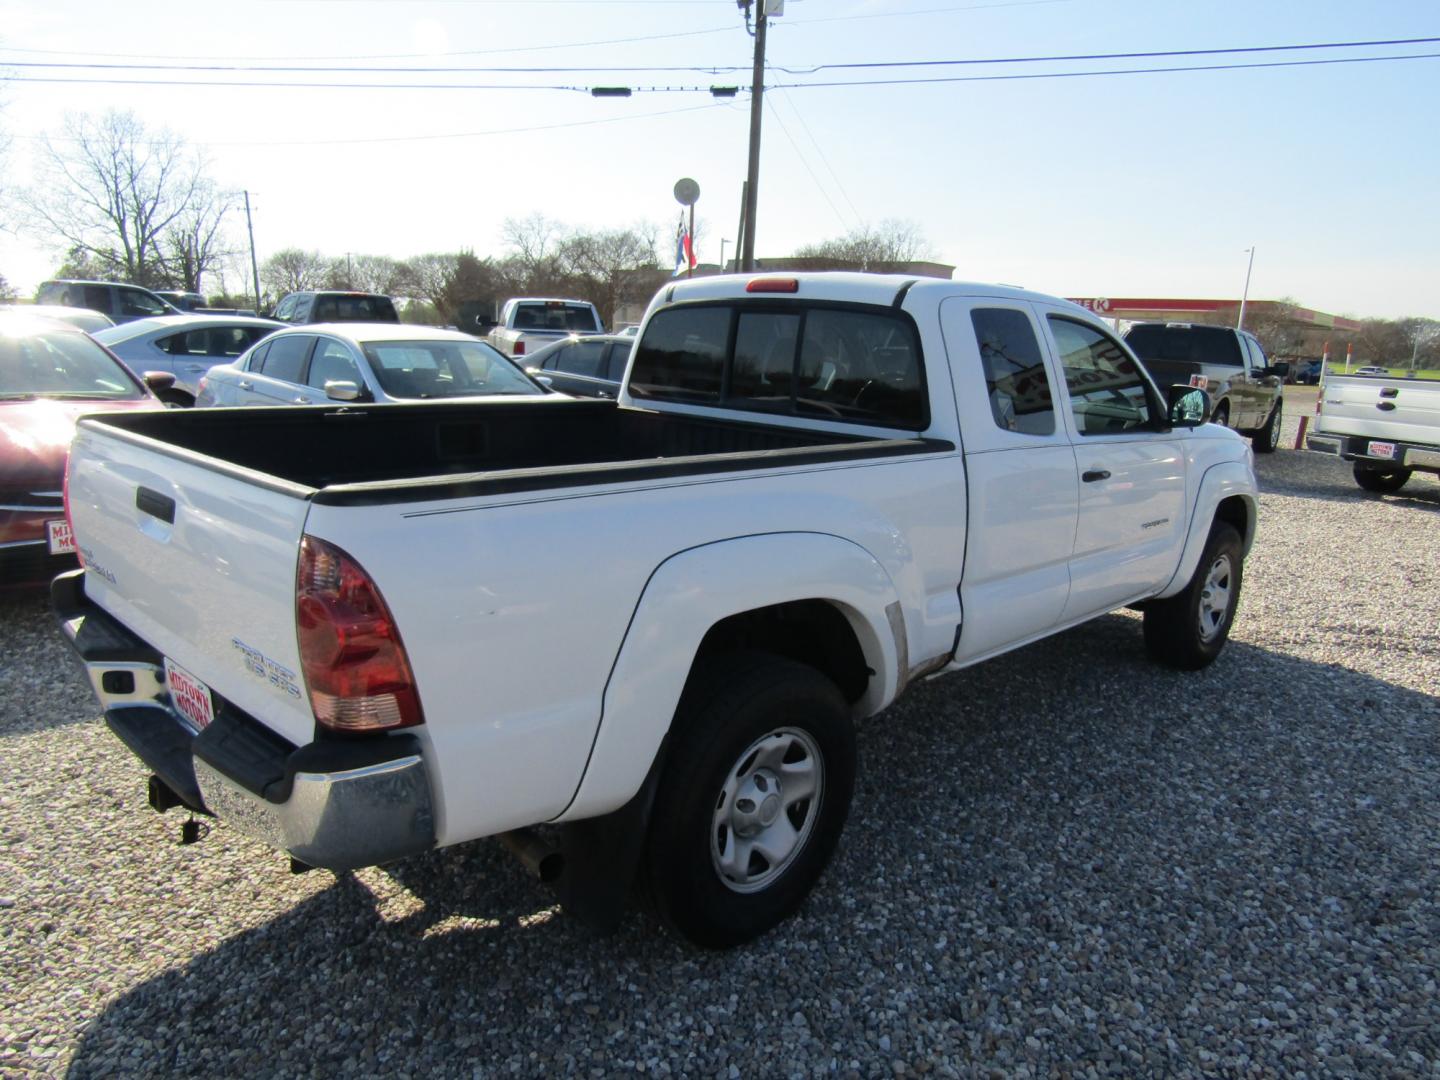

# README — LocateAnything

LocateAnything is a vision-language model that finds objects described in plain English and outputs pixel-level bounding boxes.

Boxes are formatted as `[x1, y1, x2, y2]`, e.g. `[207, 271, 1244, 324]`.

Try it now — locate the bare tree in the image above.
[789, 220, 933, 271]
[260, 248, 330, 299]
[327, 253, 406, 295]
[22, 111, 205, 287]
[164, 180, 238, 293]
[556, 225, 659, 327]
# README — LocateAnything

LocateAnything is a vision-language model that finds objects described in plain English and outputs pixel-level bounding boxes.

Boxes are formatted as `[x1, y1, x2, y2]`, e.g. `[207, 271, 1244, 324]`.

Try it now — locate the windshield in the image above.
[361, 339, 545, 399]
[0, 326, 146, 400]
[513, 302, 600, 333]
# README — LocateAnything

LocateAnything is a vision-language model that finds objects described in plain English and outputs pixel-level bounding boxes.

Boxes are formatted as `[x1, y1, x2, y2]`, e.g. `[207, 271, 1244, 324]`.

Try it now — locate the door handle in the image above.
[238, 380, 254, 390]
[1376, 401, 1396, 412]
[136, 486, 175, 524]
[1082, 469, 1111, 482]
[293, 396, 313, 404]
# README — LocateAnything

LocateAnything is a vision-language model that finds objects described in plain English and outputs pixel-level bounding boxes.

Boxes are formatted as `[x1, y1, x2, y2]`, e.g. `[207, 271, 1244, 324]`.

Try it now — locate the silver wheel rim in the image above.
[711, 726, 824, 894]
[1197, 552, 1234, 643]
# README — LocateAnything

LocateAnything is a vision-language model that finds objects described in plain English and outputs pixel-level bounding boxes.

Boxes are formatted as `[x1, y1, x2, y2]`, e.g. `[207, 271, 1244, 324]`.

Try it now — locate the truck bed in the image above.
[81, 399, 946, 504]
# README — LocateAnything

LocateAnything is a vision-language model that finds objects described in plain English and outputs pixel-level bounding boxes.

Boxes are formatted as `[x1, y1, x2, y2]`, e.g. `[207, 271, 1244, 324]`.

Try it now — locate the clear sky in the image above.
[2, 0, 1437, 319]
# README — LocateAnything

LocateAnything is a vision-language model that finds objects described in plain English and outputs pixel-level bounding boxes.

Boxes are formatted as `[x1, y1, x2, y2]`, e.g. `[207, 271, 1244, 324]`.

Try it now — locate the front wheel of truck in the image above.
[1143, 522, 1244, 671]
[643, 651, 855, 948]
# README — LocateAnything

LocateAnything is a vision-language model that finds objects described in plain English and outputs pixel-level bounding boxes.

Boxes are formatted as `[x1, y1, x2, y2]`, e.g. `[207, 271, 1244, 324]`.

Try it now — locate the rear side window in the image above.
[971, 308, 1054, 435]
[1125, 324, 1242, 367]
[84, 285, 112, 311]
[554, 340, 606, 377]
[604, 343, 632, 381]
[630, 303, 926, 429]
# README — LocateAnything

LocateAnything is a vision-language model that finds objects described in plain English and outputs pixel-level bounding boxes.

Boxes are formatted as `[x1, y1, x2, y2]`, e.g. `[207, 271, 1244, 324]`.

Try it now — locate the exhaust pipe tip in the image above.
[498, 829, 565, 884]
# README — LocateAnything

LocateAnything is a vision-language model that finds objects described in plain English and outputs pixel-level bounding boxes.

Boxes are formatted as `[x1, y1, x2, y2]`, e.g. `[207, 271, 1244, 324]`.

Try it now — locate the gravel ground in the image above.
[3, 439, 1438, 1078]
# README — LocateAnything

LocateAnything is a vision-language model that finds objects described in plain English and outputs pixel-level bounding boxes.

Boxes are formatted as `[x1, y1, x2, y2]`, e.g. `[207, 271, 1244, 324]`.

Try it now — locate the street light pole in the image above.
[1237, 246, 1255, 331]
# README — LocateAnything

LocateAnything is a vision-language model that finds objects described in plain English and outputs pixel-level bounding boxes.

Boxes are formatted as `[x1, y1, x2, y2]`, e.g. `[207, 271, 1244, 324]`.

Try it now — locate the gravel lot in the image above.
[3, 437, 1438, 1078]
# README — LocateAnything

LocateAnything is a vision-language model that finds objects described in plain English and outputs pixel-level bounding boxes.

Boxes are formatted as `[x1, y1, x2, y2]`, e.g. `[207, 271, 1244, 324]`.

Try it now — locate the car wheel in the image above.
[643, 651, 855, 948]
[1353, 463, 1411, 493]
[1143, 522, 1244, 671]
[1252, 399, 1282, 453]
[1211, 402, 1230, 429]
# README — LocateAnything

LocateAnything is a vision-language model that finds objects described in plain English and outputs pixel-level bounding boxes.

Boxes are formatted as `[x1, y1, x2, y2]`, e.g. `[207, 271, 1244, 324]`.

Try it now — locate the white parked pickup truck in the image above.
[55, 273, 1259, 946]
[1305, 367, 1440, 492]
[485, 297, 604, 360]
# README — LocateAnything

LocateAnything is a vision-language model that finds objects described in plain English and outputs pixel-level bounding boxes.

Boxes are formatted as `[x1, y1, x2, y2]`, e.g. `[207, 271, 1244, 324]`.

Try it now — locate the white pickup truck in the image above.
[56, 273, 1259, 946]
[1306, 368, 1440, 492]
[485, 297, 604, 360]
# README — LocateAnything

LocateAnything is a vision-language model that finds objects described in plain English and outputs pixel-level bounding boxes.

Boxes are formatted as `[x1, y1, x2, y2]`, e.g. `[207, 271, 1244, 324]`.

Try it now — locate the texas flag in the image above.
[673, 214, 696, 276]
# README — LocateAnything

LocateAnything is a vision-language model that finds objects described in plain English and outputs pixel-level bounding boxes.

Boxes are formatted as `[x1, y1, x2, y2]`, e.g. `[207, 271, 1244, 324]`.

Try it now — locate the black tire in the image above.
[1353, 462, 1411, 493]
[643, 651, 856, 948]
[1143, 522, 1244, 671]
[1252, 399, 1282, 453]
[1211, 401, 1230, 429]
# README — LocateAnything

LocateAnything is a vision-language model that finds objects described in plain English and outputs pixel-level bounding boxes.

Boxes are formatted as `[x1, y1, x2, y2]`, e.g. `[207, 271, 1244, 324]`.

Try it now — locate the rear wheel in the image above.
[1143, 522, 1243, 670]
[643, 652, 855, 948]
[1353, 462, 1411, 493]
[1252, 399, 1282, 453]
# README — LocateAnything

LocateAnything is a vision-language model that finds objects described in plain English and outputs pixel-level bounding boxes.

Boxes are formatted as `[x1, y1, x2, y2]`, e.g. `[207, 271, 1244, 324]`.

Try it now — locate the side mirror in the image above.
[1167, 385, 1210, 427]
[1266, 362, 1290, 379]
[142, 371, 176, 394]
[533, 374, 554, 388]
[323, 380, 365, 402]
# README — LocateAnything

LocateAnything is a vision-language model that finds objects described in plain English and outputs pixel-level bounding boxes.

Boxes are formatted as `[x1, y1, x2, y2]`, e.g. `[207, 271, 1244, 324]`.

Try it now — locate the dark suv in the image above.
[36, 280, 180, 324]
[272, 291, 400, 325]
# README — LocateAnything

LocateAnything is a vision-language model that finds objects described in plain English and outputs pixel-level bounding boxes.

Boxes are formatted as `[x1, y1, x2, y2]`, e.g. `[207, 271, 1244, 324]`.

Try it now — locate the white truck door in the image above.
[1036, 308, 1188, 621]
[940, 298, 1078, 662]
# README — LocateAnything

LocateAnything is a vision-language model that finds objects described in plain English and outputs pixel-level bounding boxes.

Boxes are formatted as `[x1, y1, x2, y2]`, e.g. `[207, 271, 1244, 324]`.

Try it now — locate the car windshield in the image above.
[513, 302, 600, 333]
[0, 325, 146, 400]
[361, 339, 545, 399]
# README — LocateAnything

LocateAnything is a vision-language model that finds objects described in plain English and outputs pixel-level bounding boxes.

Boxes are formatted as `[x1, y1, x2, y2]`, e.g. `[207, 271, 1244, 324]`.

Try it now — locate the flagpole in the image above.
[688, 203, 696, 278]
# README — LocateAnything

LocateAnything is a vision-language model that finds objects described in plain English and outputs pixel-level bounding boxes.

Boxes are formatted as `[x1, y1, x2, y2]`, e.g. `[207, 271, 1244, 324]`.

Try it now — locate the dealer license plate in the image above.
[1367, 440, 1397, 460]
[46, 519, 75, 554]
[164, 658, 214, 731]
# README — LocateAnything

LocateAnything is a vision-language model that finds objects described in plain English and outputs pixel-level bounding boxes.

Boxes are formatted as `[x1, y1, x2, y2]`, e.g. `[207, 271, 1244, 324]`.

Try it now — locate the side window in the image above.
[261, 336, 312, 383]
[604, 343, 632, 382]
[970, 307, 1055, 435]
[555, 340, 607, 378]
[1048, 317, 1154, 436]
[1243, 335, 1266, 370]
[178, 331, 209, 356]
[83, 285, 112, 311]
[119, 288, 166, 317]
[209, 327, 260, 356]
[306, 339, 363, 390]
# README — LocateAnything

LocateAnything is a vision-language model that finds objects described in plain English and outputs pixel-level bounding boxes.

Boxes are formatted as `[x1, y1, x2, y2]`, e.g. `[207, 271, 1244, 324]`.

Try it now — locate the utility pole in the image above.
[243, 191, 261, 313]
[740, 3, 768, 272]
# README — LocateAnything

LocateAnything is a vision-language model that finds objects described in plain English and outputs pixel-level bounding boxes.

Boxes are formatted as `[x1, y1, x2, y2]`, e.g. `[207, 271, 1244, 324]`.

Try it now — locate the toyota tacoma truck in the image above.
[1305, 367, 1440, 492]
[486, 297, 603, 360]
[1124, 321, 1287, 453]
[55, 274, 1259, 947]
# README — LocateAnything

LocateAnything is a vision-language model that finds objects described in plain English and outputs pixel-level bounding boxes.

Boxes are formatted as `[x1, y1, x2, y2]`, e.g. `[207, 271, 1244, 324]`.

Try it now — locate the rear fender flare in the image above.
[1155, 461, 1258, 599]
[556, 531, 901, 823]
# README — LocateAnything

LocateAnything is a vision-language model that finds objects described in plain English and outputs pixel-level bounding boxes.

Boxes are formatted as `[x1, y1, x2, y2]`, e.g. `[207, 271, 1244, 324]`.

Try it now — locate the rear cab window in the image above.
[1125, 324, 1243, 367]
[629, 301, 927, 430]
[514, 302, 601, 334]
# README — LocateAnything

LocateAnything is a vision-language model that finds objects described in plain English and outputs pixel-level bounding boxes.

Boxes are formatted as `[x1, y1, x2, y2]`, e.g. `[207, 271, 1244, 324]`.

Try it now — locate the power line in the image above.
[4, 36, 1434, 77]
[769, 88, 861, 228]
[763, 95, 852, 234]
[6, 49, 1438, 92]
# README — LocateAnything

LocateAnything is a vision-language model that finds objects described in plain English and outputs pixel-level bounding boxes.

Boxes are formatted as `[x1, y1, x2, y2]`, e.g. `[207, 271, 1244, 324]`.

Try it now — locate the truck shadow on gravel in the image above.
[1256, 449, 1440, 512]
[63, 613, 1440, 1077]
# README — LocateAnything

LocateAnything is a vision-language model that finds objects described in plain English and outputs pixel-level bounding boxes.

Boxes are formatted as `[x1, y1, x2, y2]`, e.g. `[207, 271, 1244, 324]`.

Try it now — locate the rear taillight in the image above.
[296, 535, 423, 733]
[513, 340, 525, 356]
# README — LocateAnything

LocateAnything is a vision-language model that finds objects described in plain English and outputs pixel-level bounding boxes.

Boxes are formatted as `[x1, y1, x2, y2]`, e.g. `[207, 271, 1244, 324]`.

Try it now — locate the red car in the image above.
[1, 313, 169, 588]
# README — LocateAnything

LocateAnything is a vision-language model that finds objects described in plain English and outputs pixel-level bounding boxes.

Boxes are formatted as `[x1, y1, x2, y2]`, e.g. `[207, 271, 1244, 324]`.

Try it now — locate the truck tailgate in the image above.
[1319, 376, 1440, 445]
[67, 420, 318, 746]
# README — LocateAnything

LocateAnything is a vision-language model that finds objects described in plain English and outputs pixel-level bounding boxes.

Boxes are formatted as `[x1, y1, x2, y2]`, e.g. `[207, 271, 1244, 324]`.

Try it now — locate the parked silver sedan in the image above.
[93, 314, 284, 405]
[195, 323, 549, 407]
